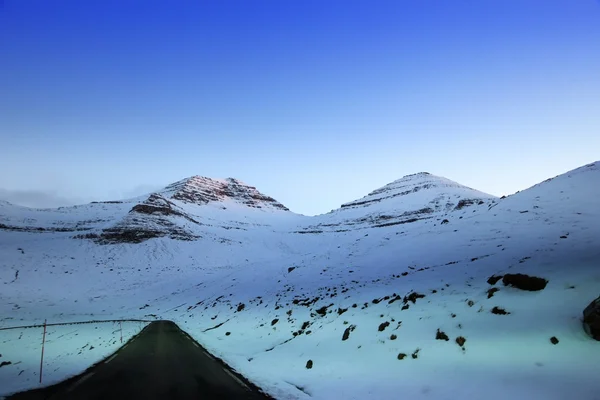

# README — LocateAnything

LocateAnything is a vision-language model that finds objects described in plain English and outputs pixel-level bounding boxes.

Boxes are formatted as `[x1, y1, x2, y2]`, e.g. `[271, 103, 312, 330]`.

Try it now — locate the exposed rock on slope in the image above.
[97, 194, 200, 244]
[160, 176, 289, 211]
[583, 296, 600, 341]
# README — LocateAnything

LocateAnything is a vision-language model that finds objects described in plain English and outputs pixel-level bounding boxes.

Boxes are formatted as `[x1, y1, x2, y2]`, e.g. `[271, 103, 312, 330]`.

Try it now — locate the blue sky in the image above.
[1, 0, 599, 215]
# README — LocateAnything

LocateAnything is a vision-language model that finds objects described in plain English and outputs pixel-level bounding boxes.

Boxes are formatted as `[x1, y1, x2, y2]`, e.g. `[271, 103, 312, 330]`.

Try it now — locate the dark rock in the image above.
[288, 267, 295, 273]
[236, 303, 245, 312]
[378, 321, 390, 332]
[456, 336, 466, 347]
[0, 361, 12, 368]
[455, 199, 478, 210]
[583, 296, 600, 340]
[397, 353, 407, 360]
[404, 292, 425, 304]
[487, 275, 503, 285]
[315, 304, 333, 316]
[502, 273, 548, 291]
[487, 288, 499, 299]
[550, 336, 559, 345]
[306, 360, 313, 369]
[441, 219, 449, 224]
[411, 348, 420, 359]
[491, 306, 509, 315]
[436, 329, 449, 341]
[271, 319, 279, 326]
[342, 325, 356, 341]
[390, 334, 397, 340]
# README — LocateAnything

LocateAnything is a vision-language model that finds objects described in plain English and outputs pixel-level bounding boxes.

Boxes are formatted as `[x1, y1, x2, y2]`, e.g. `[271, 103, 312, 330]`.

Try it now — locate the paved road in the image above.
[9, 321, 272, 400]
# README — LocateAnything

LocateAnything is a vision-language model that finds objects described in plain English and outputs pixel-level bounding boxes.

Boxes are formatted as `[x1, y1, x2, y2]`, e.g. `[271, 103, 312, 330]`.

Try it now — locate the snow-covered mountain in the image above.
[159, 175, 289, 211]
[1, 162, 599, 400]
[303, 171, 497, 232]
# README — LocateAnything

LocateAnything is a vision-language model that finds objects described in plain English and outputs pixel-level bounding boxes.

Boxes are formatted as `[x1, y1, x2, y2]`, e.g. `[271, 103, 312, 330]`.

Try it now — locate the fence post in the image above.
[40, 319, 47, 384]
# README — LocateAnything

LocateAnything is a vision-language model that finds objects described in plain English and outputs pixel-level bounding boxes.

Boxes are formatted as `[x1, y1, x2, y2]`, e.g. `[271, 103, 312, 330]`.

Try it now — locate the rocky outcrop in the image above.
[583, 296, 600, 341]
[95, 194, 200, 244]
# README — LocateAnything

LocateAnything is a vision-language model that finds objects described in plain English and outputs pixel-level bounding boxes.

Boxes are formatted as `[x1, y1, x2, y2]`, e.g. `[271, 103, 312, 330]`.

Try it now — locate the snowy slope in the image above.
[1, 162, 599, 399]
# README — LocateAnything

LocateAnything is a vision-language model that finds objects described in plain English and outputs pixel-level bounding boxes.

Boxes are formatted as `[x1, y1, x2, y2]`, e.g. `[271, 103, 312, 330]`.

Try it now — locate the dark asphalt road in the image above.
[9, 321, 272, 400]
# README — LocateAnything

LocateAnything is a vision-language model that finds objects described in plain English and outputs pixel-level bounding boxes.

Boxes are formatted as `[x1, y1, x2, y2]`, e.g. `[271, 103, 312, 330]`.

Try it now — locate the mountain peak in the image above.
[158, 175, 289, 211]
[340, 171, 495, 211]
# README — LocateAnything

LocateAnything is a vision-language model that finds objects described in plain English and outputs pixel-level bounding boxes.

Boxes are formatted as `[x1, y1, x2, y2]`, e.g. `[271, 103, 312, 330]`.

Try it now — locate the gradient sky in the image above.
[1, 0, 599, 215]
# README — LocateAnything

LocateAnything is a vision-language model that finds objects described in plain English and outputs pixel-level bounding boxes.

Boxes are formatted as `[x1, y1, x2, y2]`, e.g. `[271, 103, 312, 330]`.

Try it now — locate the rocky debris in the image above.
[0, 361, 12, 368]
[271, 318, 279, 326]
[456, 336, 466, 347]
[342, 325, 357, 341]
[550, 336, 559, 345]
[390, 334, 397, 340]
[236, 303, 245, 312]
[288, 267, 296, 273]
[487, 288, 499, 298]
[305, 360, 313, 369]
[397, 353, 407, 360]
[441, 219, 449, 224]
[502, 273, 548, 291]
[583, 296, 600, 341]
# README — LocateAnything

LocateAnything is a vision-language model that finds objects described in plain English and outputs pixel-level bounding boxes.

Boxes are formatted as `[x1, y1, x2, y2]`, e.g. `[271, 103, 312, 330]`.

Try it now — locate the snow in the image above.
[1, 161, 599, 399]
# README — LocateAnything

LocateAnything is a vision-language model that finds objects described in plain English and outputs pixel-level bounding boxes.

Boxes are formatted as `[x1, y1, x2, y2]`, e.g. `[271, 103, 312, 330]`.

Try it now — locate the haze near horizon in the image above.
[1, 0, 599, 215]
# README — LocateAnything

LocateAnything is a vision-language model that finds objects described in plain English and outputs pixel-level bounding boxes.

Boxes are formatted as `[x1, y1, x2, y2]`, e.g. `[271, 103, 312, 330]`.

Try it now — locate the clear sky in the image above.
[1, 0, 599, 215]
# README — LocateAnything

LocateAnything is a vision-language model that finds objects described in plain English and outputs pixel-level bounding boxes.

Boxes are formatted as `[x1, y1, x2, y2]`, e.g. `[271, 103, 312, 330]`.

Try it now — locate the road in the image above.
[9, 321, 272, 400]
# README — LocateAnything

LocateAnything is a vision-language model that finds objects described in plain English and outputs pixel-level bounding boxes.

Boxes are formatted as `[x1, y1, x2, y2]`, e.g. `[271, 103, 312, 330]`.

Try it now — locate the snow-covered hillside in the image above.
[1, 162, 599, 399]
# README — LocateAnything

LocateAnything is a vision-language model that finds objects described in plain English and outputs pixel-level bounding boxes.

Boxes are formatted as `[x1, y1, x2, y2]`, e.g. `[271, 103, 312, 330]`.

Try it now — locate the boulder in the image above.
[502, 273, 547, 291]
[583, 296, 600, 341]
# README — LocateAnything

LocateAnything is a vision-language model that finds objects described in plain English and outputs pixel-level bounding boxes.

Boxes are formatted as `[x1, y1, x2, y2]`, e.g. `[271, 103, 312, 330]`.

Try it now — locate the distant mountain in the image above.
[340, 172, 494, 210]
[301, 172, 497, 231]
[0, 163, 597, 243]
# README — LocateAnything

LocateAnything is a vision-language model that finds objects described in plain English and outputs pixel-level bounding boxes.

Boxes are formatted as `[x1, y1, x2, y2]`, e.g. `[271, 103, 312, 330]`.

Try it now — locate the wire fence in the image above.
[0, 318, 155, 392]
[0, 318, 155, 331]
